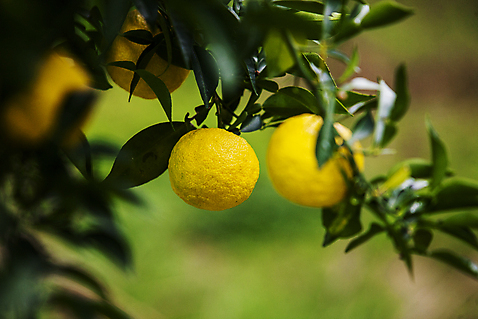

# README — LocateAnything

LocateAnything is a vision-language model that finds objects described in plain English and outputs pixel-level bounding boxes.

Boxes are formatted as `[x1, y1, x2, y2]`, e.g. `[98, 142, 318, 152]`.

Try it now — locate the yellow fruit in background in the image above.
[106, 9, 190, 99]
[168, 128, 260, 211]
[266, 113, 364, 208]
[3, 52, 91, 147]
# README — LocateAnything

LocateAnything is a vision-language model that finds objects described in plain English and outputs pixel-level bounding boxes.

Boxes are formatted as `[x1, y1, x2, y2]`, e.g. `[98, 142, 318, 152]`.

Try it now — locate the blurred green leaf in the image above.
[133, 0, 159, 28]
[428, 249, 478, 279]
[345, 222, 384, 253]
[442, 213, 478, 229]
[338, 46, 360, 83]
[104, 122, 193, 188]
[262, 86, 321, 118]
[387, 158, 453, 180]
[272, 0, 325, 14]
[412, 229, 433, 253]
[361, 1, 414, 29]
[388, 227, 414, 275]
[380, 121, 397, 148]
[390, 64, 410, 121]
[322, 199, 363, 247]
[351, 110, 375, 143]
[55, 265, 109, 300]
[263, 29, 295, 77]
[426, 116, 448, 189]
[84, 229, 132, 270]
[429, 177, 478, 213]
[434, 224, 478, 250]
[373, 80, 397, 148]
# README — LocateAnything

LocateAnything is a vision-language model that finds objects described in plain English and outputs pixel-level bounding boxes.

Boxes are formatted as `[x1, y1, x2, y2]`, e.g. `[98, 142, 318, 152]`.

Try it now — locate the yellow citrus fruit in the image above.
[3, 52, 91, 147]
[168, 128, 260, 211]
[106, 9, 190, 99]
[266, 113, 364, 208]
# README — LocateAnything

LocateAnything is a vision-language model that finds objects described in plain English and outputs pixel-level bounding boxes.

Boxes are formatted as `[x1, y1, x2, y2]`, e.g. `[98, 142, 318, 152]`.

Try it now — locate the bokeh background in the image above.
[49, 1, 478, 318]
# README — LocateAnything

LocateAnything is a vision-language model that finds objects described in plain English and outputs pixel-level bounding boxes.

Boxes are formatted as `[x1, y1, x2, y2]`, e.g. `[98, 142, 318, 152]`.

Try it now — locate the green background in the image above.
[49, 1, 478, 318]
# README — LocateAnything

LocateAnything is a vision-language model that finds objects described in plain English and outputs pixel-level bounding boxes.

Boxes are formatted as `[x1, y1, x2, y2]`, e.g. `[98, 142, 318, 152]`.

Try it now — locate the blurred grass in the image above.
[70, 2, 478, 318]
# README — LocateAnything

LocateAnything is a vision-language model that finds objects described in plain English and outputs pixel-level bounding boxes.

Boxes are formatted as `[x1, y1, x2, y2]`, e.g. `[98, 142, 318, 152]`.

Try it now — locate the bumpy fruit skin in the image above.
[3, 52, 91, 147]
[168, 128, 260, 211]
[106, 10, 190, 99]
[266, 113, 364, 208]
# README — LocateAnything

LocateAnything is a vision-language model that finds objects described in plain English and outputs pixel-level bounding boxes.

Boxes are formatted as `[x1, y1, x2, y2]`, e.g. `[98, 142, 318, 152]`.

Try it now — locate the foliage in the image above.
[1, 0, 478, 318]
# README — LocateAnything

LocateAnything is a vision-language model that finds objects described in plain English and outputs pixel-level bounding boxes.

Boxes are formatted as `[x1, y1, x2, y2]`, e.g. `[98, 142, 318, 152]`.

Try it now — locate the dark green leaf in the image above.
[390, 64, 410, 121]
[442, 213, 478, 229]
[134, 69, 172, 121]
[429, 177, 478, 213]
[101, 0, 132, 54]
[426, 116, 448, 189]
[256, 78, 279, 93]
[428, 249, 478, 279]
[192, 46, 220, 106]
[345, 222, 384, 253]
[62, 132, 93, 180]
[379, 121, 397, 148]
[262, 86, 321, 118]
[388, 227, 414, 275]
[241, 115, 262, 133]
[337, 91, 376, 114]
[122, 29, 153, 45]
[361, 1, 414, 29]
[412, 229, 433, 253]
[104, 122, 193, 188]
[84, 230, 132, 270]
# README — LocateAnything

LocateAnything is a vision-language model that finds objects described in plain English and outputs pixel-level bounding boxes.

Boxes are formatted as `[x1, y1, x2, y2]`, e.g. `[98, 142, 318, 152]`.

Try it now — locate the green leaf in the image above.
[345, 222, 384, 253]
[316, 69, 337, 167]
[426, 116, 448, 189]
[337, 91, 376, 114]
[104, 122, 193, 188]
[351, 110, 374, 143]
[322, 199, 363, 247]
[412, 229, 433, 253]
[191, 46, 219, 106]
[84, 229, 132, 270]
[435, 224, 478, 250]
[133, 0, 159, 28]
[134, 69, 172, 121]
[390, 64, 410, 121]
[428, 249, 478, 279]
[322, 0, 341, 39]
[272, 0, 325, 14]
[241, 115, 262, 133]
[101, 0, 132, 54]
[262, 86, 321, 118]
[387, 158, 453, 180]
[263, 29, 296, 77]
[122, 29, 153, 45]
[55, 265, 109, 300]
[338, 46, 360, 83]
[388, 226, 414, 275]
[442, 213, 478, 229]
[361, 1, 414, 29]
[429, 177, 478, 213]
[373, 80, 397, 148]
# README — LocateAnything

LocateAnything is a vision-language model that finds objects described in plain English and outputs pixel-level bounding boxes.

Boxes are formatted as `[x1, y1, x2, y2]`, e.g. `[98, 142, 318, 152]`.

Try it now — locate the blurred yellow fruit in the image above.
[106, 9, 190, 99]
[3, 52, 91, 147]
[266, 113, 364, 208]
[168, 128, 260, 211]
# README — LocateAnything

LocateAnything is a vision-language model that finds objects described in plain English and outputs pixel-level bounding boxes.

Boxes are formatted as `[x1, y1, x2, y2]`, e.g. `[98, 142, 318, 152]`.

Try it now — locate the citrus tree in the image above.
[2, 0, 478, 318]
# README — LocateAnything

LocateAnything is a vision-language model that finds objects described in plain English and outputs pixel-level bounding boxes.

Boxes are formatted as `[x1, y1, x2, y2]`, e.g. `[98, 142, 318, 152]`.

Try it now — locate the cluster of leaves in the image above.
[2, 0, 478, 318]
